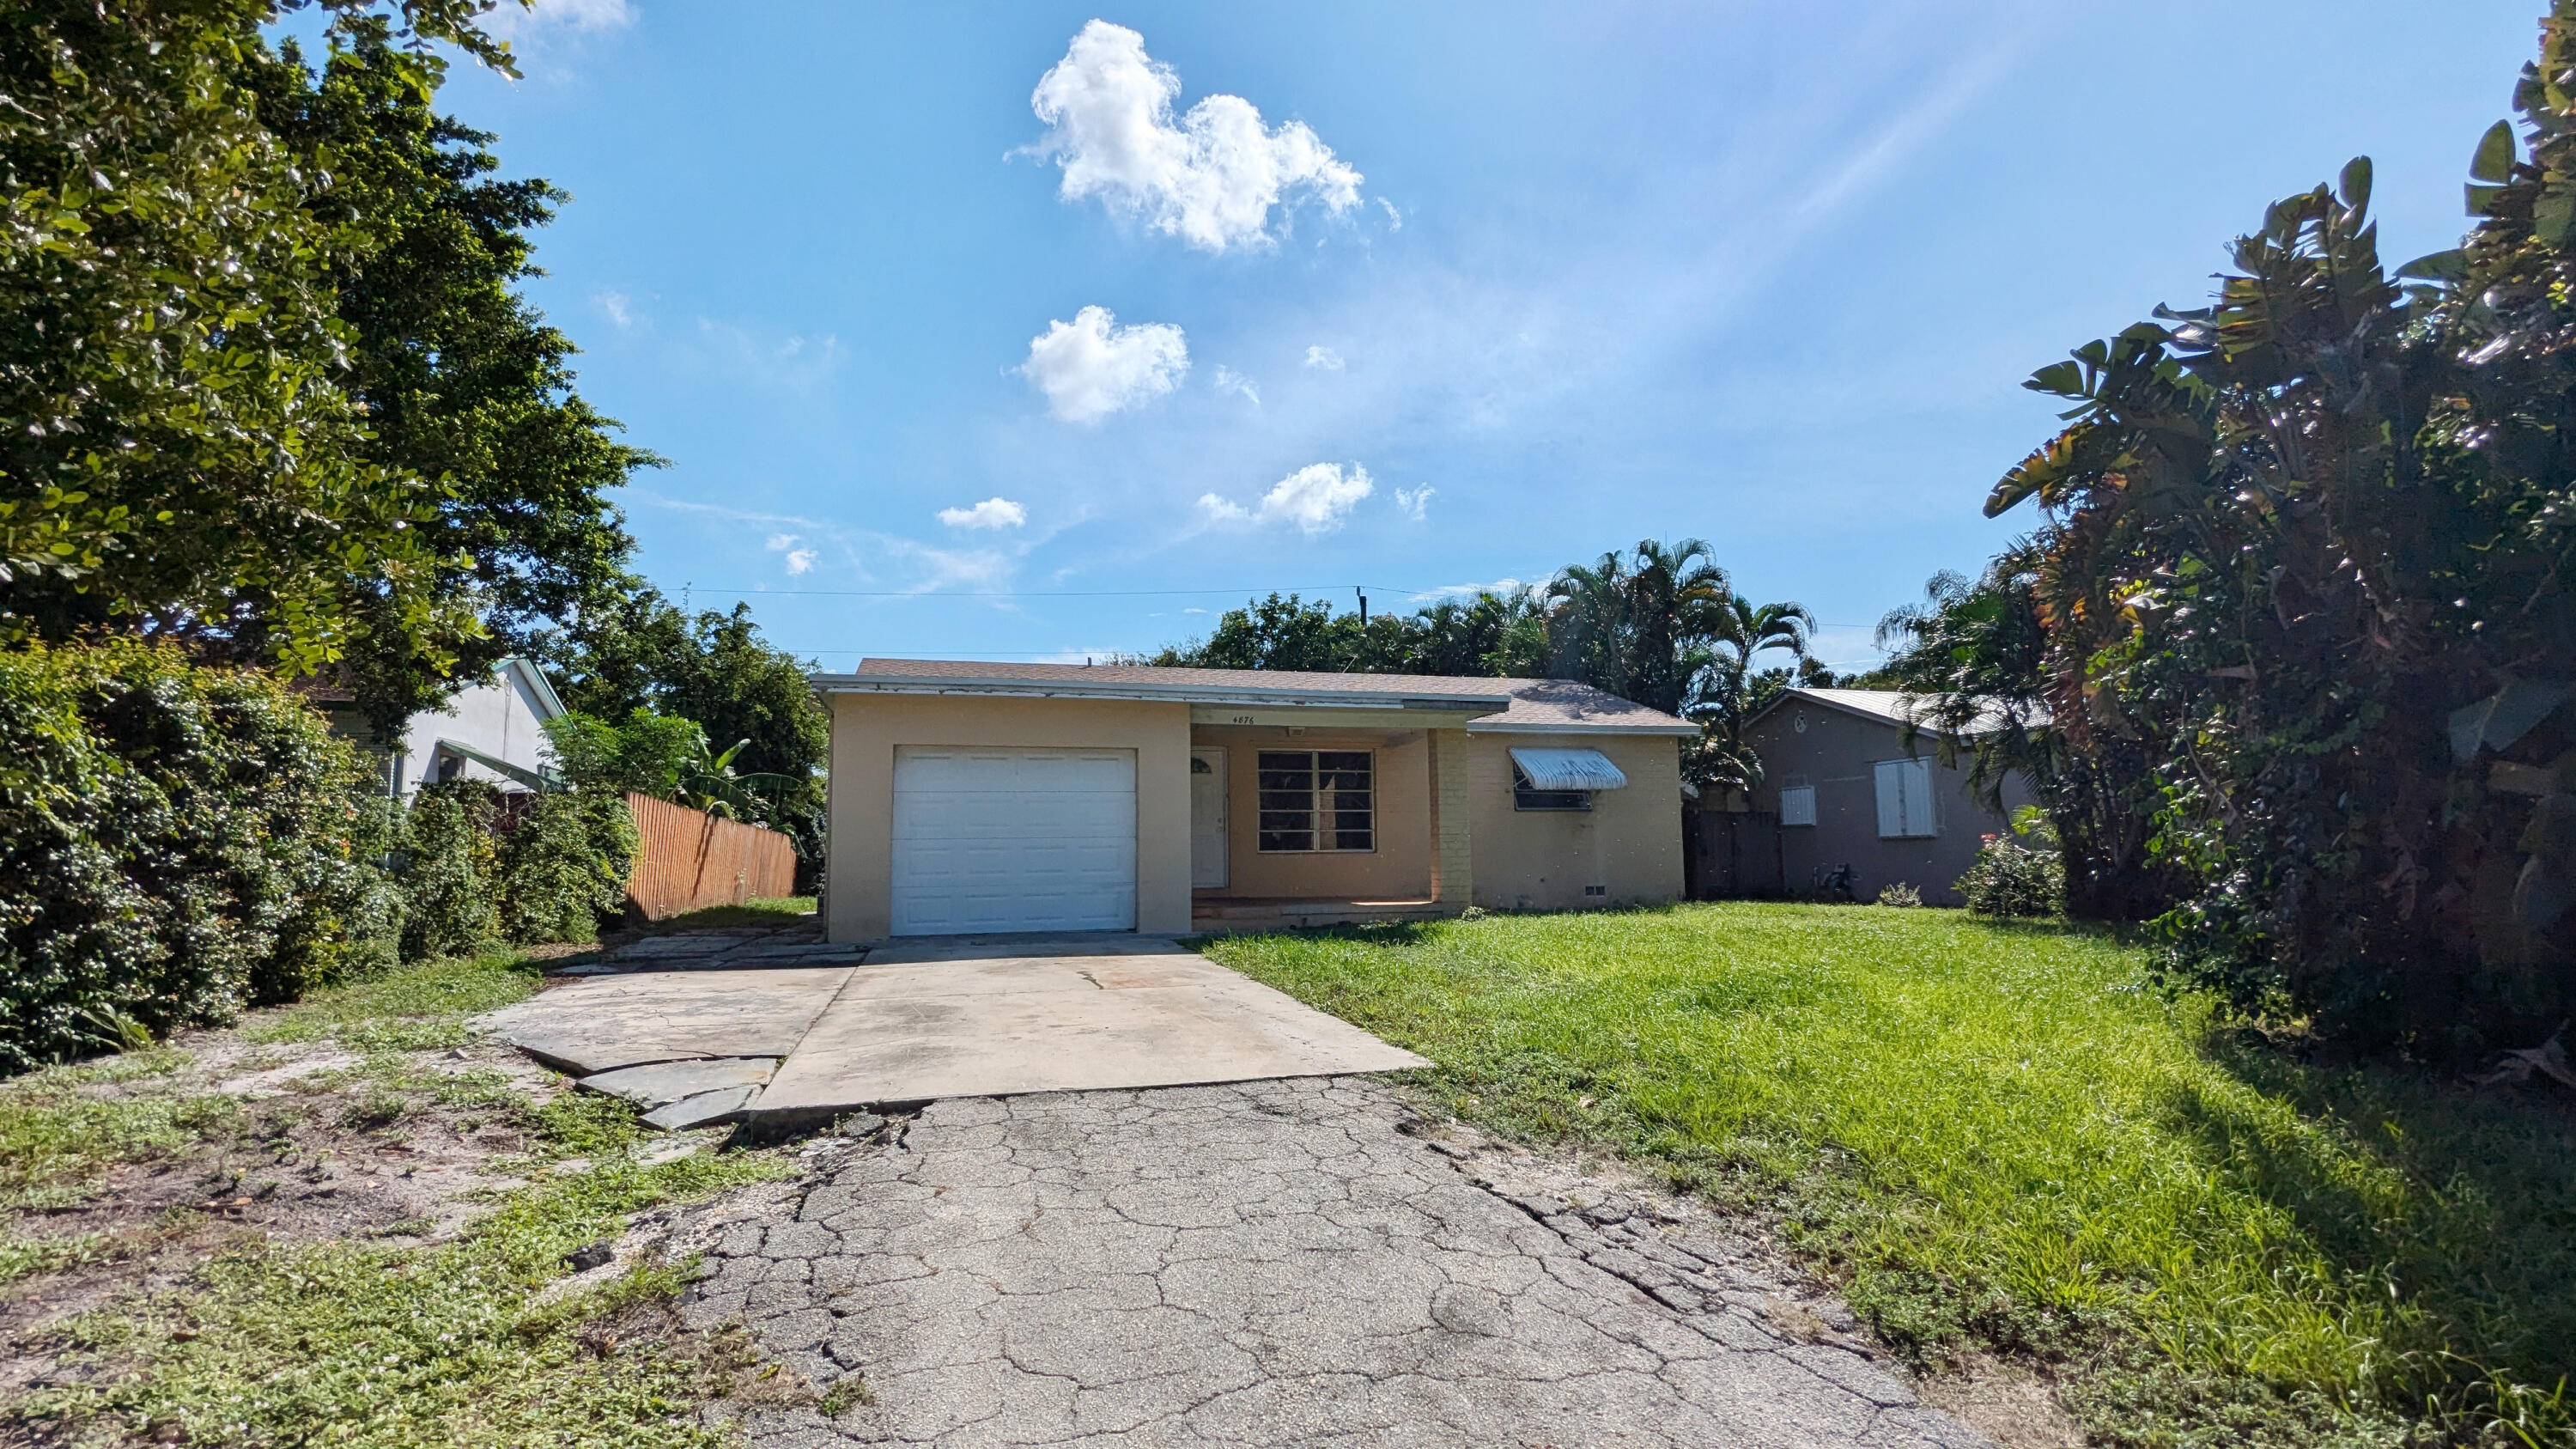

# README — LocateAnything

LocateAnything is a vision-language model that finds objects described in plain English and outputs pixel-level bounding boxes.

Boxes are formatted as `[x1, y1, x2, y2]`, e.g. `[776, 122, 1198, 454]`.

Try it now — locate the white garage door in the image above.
[891, 746, 1137, 935]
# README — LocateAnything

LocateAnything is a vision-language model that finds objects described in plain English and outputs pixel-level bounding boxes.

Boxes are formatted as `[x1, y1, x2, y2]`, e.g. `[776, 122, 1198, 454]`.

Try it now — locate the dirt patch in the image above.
[1, 1020, 612, 1392]
[1917, 1356, 2088, 1449]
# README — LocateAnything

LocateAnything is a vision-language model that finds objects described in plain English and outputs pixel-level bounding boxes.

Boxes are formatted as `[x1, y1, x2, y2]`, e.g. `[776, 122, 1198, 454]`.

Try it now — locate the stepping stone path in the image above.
[484, 923, 871, 1129]
[479, 928, 1424, 1133]
[550, 927, 870, 977]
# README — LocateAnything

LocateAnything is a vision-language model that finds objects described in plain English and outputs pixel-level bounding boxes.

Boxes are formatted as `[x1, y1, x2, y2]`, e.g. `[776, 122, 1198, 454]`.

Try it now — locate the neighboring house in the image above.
[308, 655, 568, 797]
[1728, 687, 2034, 906]
[810, 659, 1699, 941]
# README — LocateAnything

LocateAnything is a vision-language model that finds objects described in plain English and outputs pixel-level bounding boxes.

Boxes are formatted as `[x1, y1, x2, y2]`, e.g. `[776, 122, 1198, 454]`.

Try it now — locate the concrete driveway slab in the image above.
[478, 966, 854, 1076]
[754, 941, 1426, 1122]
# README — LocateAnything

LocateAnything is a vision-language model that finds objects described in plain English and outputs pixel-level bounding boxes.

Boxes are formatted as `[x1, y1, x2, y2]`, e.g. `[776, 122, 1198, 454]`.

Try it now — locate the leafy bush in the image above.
[0, 641, 397, 1074]
[496, 792, 636, 945]
[1955, 835, 2064, 918]
[544, 707, 798, 825]
[396, 782, 499, 962]
[1876, 882, 1923, 908]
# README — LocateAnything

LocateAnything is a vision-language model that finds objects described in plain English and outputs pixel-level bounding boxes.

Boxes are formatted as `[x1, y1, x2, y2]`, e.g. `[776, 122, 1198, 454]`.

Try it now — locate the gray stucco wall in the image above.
[1741, 699, 2029, 906]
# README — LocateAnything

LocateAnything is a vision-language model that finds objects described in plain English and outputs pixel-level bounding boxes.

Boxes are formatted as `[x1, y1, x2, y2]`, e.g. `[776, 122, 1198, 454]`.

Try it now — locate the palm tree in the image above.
[1689, 593, 1818, 797]
[1544, 539, 1728, 713]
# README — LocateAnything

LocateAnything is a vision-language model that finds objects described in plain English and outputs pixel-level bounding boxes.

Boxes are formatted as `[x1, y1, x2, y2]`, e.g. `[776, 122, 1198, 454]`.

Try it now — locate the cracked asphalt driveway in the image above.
[681, 1078, 1986, 1448]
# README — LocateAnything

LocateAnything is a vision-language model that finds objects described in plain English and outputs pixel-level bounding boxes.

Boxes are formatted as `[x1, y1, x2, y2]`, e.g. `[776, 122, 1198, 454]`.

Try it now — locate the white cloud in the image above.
[597, 289, 636, 329]
[784, 549, 817, 575]
[483, 0, 631, 40]
[641, 493, 1019, 597]
[939, 497, 1028, 530]
[1376, 198, 1402, 231]
[696, 319, 841, 396]
[1394, 485, 1434, 521]
[1212, 365, 1260, 405]
[764, 533, 800, 551]
[1303, 345, 1344, 370]
[1021, 305, 1189, 423]
[1199, 462, 1375, 537]
[1027, 20, 1363, 253]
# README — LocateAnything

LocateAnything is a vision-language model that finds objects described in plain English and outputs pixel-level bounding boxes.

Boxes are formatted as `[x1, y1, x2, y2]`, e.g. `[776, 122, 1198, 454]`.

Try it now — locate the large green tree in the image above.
[535, 582, 829, 874]
[2, 1, 642, 726]
[246, 20, 653, 729]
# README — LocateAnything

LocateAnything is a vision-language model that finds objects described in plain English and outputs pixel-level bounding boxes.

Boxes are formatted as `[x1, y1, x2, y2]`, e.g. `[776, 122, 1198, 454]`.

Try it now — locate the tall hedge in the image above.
[497, 791, 637, 946]
[0, 641, 399, 1074]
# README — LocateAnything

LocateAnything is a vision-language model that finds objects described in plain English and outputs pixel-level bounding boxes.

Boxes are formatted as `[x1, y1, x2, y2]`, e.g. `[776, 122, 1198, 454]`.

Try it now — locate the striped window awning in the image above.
[1508, 747, 1629, 792]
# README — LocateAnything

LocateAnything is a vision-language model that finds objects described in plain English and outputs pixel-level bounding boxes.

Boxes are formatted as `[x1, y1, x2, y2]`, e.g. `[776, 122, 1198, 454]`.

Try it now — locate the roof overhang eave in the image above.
[1467, 721, 1703, 738]
[809, 674, 1510, 713]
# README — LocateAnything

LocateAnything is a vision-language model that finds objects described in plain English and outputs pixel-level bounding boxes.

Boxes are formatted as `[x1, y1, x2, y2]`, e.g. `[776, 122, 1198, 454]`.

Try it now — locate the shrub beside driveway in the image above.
[1205, 904, 2576, 1449]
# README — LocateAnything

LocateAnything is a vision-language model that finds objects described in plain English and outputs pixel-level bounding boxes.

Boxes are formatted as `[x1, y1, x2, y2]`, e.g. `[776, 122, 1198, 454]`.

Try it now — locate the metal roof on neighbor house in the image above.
[1754, 687, 2043, 737]
[810, 659, 1699, 735]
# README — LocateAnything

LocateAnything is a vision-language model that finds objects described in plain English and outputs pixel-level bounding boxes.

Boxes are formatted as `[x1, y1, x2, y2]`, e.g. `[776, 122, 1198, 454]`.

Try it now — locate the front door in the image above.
[1190, 747, 1229, 888]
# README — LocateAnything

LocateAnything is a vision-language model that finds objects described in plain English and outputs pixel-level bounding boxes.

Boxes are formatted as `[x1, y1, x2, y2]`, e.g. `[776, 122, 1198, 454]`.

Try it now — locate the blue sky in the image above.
[437, 1, 2539, 672]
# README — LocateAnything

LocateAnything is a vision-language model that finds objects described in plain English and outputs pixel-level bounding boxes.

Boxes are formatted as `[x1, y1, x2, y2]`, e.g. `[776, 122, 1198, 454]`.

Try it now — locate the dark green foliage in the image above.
[1542, 539, 1731, 715]
[241, 23, 656, 732]
[541, 709, 713, 799]
[495, 791, 635, 945]
[1955, 10, 2576, 1044]
[1877, 557, 2174, 921]
[0, 0, 459, 675]
[3, 2, 643, 728]
[394, 781, 497, 962]
[1953, 834, 2064, 918]
[0, 640, 397, 1075]
[536, 586, 828, 869]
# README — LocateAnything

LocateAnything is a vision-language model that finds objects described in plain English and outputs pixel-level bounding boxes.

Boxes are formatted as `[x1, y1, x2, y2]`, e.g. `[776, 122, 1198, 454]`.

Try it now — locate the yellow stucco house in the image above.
[811, 659, 1698, 941]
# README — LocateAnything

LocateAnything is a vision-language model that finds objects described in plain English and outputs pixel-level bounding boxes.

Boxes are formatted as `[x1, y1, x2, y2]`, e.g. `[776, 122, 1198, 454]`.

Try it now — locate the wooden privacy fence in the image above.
[624, 792, 798, 920]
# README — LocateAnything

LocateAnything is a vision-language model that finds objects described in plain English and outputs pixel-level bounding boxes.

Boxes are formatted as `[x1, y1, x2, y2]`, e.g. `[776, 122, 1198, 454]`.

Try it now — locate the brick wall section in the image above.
[1428, 728, 1475, 910]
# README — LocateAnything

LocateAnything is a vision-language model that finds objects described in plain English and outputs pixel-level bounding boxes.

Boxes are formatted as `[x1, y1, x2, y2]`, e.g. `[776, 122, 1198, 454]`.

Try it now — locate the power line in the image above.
[686, 583, 1433, 600]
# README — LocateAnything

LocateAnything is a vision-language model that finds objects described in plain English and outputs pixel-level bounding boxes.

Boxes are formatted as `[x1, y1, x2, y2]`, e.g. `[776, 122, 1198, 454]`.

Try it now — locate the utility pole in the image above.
[1356, 586, 1369, 626]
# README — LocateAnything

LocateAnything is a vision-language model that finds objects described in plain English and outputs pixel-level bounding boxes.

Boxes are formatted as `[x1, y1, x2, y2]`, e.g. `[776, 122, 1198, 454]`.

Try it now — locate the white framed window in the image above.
[1874, 758, 1937, 838]
[1778, 782, 1816, 827]
[1257, 749, 1375, 852]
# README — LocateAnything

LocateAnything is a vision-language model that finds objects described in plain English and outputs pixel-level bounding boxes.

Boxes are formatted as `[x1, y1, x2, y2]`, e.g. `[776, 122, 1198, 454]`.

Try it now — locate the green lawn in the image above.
[1204, 904, 2576, 1449]
[639, 896, 818, 933]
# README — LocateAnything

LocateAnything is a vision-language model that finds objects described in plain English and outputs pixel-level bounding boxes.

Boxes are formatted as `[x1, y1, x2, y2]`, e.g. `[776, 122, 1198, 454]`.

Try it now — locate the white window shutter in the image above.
[1779, 785, 1815, 826]
[1874, 759, 1936, 837]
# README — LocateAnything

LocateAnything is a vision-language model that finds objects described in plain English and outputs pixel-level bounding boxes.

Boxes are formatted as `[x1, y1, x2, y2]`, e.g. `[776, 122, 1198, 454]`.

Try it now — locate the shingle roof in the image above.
[813, 659, 1698, 735]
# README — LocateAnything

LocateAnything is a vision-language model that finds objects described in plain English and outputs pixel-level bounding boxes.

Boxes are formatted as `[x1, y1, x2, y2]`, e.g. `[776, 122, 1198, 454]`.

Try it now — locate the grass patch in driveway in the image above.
[250, 949, 544, 1053]
[1204, 904, 2576, 1449]
[640, 897, 817, 933]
